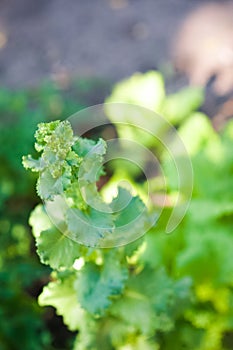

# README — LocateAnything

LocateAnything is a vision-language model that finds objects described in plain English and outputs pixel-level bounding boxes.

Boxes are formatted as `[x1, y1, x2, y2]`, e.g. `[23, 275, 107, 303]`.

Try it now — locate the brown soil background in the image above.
[0, 0, 211, 88]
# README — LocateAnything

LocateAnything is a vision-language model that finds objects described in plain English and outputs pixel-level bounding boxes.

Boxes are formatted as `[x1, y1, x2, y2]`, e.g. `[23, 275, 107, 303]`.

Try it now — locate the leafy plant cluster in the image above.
[24, 71, 233, 349]
[0, 79, 109, 350]
[0, 86, 58, 350]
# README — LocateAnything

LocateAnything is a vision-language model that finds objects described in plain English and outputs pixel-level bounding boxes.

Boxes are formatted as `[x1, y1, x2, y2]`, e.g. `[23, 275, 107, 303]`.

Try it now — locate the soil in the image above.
[0, 0, 209, 88]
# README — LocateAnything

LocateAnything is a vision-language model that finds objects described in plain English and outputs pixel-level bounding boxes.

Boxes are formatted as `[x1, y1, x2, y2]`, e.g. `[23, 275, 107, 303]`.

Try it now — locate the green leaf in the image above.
[73, 316, 98, 350]
[110, 293, 157, 335]
[110, 267, 191, 334]
[107, 187, 156, 246]
[178, 112, 218, 155]
[113, 188, 148, 226]
[106, 322, 159, 350]
[25, 120, 153, 248]
[36, 227, 82, 269]
[77, 138, 106, 185]
[22, 155, 45, 172]
[105, 71, 165, 112]
[73, 137, 105, 158]
[75, 252, 128, 315]
[176, 224, 233, 286]
[162, 87, 204, 124]
[29, 204, 52, 238]
[36, 169, 64, 200]
[39, 275, 84, 331]
[118, 336, 159, 350]
[66, 207, 115, 247]
[104, 71, 166, 150]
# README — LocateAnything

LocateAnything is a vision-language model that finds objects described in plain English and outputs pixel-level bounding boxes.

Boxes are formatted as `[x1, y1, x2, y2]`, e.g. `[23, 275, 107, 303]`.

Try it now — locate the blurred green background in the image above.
[0, 1, 233, 349]
[0, 79, 112, 349]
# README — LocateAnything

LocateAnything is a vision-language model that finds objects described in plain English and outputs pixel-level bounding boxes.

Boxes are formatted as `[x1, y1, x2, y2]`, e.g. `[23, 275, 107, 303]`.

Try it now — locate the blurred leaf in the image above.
[39, 274, 84, 331]
[162, 87, 204, 124]
[105, 71, 165, 112]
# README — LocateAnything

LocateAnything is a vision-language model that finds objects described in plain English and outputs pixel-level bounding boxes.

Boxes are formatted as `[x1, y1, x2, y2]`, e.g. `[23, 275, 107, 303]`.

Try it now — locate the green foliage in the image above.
[24, 120, 153, 248]
[105, 70, 204, 126]
[0, 79, 109, 349]
[75, 251, 128, 315]
[24, 72, 233, 350]
[0, 85, 72, 350]
[0, 270, 50, 350]
[0, 211, 51, 350]
[105, 71, 165, 111]
[38, 273, 85, 332]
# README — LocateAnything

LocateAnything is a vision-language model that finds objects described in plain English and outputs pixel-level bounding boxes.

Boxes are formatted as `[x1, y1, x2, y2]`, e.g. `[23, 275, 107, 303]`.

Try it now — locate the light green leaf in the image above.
[39, 275, 84, 331]
[178, 112, 218, 155]
[77, 138, 106, 185]
[117, 336, 159, 350]
[162, 87, 204, 124]
[29, 204, 52, 238]
[105, 71, 165, 112]
[36, 226, 82, 269]
[35, 120, 73, 155]
[36, 169, 64, 200]
[22, 155, 45, 172]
